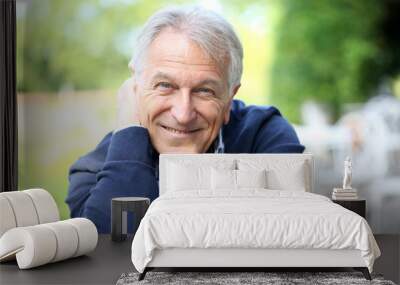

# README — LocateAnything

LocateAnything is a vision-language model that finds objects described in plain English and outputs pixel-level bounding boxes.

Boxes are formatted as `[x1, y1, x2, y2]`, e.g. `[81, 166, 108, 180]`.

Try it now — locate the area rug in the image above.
[116, 271, 396, 285]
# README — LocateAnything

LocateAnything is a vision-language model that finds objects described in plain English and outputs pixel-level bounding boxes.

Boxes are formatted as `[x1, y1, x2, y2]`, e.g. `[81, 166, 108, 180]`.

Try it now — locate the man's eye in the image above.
[194, 88, 215, 96]
[155, 82, 173, 90]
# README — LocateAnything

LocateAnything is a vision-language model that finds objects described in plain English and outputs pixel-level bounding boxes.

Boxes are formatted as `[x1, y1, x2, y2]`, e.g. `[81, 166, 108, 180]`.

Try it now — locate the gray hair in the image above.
[129, 5, 243, 93]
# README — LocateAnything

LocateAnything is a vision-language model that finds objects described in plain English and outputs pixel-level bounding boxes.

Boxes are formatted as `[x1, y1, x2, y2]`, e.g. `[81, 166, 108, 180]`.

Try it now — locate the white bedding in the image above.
[131, 190, 380, 273]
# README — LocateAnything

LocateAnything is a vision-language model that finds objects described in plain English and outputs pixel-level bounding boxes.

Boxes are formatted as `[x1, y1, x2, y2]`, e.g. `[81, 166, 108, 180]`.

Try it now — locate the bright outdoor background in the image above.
[16, 0, 400, 232]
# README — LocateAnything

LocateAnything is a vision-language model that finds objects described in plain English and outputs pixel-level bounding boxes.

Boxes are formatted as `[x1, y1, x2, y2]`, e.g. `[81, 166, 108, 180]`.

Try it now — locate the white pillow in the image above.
[211, 168, 236, 190]
[237, 159, 307, 191]
[167, 163, 210, 191]
[266, 162, 306, 191]
[236, 169, 267, 189]
[166, 159, 236, 192]
[211, 168, 267, 190]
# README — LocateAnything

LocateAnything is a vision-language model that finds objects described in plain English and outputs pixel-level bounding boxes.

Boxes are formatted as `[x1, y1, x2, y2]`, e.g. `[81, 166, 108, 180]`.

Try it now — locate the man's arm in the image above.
[65, 127, 159, 233]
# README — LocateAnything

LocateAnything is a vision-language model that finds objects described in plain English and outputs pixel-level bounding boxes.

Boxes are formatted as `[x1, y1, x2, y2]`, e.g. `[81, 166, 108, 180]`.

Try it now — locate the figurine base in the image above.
[332, 188, 359, 200]
[333, 188, 357, 192]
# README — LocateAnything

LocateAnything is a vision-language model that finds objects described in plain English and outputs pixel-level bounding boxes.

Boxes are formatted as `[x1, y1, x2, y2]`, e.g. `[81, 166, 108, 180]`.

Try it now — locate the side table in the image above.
[332, 199, 366, 218]
[111, 197, 150, 242]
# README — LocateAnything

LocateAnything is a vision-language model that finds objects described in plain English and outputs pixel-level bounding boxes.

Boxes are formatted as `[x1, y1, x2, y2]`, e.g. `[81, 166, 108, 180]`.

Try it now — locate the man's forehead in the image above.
[150, 71, 223, 88]
[144, 29, 228, 78]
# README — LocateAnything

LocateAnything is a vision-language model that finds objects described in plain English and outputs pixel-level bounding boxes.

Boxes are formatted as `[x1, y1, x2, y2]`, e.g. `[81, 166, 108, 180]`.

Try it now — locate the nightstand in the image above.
[111, 197, 150, 242]
[332, 199, 366, 218]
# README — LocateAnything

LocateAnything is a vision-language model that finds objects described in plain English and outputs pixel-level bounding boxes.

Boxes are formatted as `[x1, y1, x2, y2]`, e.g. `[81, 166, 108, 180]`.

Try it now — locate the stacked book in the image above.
[332, 188, 358, 200]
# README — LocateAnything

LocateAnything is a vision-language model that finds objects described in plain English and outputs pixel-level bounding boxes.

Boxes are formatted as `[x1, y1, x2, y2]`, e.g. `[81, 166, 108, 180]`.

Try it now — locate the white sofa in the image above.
[0, 189, 98, 269]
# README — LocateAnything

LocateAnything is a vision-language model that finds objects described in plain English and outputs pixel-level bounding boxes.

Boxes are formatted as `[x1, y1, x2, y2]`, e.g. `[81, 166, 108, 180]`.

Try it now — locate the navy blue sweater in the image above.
[66, 100, 304, 233]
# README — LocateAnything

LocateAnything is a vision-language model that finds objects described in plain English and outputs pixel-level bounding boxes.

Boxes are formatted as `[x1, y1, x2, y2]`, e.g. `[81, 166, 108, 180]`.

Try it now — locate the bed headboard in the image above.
[159, 153, 314, 195]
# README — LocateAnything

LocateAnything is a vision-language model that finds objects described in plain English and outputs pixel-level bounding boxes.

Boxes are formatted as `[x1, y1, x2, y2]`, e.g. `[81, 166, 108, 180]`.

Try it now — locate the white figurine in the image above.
[332, 156, 358, 199]
[342, 156, 352, 190]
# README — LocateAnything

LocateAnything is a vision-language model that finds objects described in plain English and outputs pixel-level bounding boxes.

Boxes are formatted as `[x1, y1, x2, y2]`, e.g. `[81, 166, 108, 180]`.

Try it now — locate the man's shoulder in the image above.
[231, 99, 281, 120]
[230, 99, 283, 126]
[226, 99, 303, 153]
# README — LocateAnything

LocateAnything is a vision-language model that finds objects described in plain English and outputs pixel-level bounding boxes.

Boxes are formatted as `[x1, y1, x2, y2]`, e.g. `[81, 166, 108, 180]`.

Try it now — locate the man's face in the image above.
[134, 29, 238, 154]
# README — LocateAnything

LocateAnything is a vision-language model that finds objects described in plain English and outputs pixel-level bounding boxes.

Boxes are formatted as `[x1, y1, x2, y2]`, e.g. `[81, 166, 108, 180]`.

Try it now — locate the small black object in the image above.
[111, 197, 150, 242]
[332, 199, 366, 218]
[354, 267, 372, 280]
[138, 267, 151, 281]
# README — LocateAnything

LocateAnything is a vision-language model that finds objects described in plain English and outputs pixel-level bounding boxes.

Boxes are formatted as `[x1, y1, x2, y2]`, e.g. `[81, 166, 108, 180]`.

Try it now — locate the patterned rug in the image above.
[116, 271, 396, 285]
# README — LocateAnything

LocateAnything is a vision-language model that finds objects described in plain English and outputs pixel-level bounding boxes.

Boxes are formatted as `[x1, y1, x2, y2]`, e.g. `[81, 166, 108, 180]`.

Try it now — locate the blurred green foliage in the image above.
[17, 0, 189, 91]
[270, 0, 399, 122]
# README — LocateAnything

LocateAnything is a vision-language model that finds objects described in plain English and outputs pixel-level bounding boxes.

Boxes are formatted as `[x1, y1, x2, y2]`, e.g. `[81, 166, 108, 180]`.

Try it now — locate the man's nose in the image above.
[170, 89, 197, 125]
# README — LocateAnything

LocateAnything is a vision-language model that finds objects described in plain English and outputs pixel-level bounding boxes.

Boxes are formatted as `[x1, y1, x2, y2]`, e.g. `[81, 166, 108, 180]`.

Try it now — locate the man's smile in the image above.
[159, 124, 201, 137]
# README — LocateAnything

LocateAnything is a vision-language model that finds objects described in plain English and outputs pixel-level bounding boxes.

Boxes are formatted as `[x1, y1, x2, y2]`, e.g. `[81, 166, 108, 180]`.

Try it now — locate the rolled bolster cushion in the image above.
[42, 221, 79, 263]
[0, 191, 39, 228]
[24, 188, 60, 224]
[64, 218, 98, 257]
[0, 218, 98, 269]
[0, 226, 57, 269]
[0, 189, 59, 238]
[0, 196, 17, 237]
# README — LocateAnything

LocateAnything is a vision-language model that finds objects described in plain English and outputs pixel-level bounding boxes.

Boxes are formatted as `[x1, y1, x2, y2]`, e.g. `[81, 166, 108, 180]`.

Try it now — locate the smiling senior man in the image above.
[66, 6, 305, 233]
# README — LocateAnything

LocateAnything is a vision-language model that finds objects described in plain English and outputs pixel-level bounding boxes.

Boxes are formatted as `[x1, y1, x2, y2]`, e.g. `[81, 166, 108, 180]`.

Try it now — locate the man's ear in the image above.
[223, 84, 241, 124]
[129, 66, 138, 94]
[132, 76, 137, 94]
[232, 84, 241, 97]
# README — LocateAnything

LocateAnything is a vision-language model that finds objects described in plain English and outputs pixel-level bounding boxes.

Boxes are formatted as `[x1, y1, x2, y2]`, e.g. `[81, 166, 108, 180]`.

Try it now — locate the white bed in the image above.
[131, 154, 380, 280]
